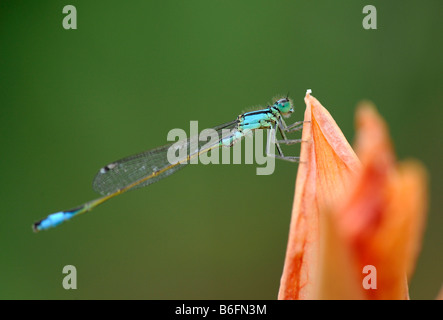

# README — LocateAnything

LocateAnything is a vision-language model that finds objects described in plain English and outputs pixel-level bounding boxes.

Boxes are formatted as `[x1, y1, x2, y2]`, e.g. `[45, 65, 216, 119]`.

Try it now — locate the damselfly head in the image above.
[275, 97, 294, 117]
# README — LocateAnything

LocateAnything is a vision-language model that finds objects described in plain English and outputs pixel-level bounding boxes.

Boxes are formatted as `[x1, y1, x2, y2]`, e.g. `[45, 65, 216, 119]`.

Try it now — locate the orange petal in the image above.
[278, 92, 361, 299]
[335, 103, 428, 299]
[313, 208, 367, 299]
[436, 285, 443, 300]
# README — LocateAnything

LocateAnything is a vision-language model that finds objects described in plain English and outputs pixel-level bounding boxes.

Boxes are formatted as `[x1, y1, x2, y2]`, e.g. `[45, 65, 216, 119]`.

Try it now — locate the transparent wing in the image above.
[92, 120, 238, 195]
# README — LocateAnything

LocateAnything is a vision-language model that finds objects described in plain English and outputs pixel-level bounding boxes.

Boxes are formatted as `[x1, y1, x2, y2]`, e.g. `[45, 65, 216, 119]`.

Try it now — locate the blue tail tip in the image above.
[33, 211, 69, 232]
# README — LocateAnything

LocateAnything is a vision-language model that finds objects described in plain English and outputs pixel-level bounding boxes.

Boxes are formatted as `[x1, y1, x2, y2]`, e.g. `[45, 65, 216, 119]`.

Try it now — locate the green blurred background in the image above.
[0, 1, 441, 299]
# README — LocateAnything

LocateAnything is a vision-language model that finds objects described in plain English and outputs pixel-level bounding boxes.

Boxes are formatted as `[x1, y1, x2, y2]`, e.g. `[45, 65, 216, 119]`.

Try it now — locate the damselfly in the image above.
[33, 97, 306, 232]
